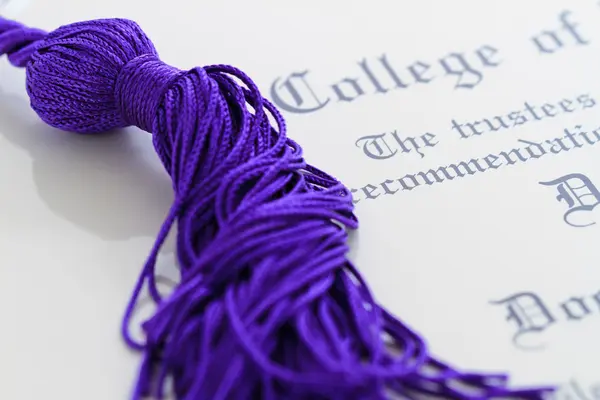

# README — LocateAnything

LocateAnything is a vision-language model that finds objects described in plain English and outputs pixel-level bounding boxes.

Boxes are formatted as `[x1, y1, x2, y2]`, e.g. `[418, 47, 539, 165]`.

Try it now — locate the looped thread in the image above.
[115, 53, 185, 133]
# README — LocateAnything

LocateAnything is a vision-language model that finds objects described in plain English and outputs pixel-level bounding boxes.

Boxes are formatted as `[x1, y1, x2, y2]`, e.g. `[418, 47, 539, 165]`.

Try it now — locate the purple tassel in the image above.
[0, 16, 555, 400]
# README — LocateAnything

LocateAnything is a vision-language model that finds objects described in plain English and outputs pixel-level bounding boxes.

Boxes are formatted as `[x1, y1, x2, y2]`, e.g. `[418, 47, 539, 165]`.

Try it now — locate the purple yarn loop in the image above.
[0, 16, 555, 400]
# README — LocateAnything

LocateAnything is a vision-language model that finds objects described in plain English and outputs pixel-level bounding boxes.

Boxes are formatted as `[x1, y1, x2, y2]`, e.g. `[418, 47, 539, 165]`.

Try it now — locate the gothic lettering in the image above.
[270, 70, 330, 113]
[449, 94, 596, 138]
[351, 123, 600, 203]
[271, 45, 501, 113]
[490, 292, 555, 350]
[355, 133, 397, 160]
[532, 11, 589, 54]
[490, 289, 600, 351]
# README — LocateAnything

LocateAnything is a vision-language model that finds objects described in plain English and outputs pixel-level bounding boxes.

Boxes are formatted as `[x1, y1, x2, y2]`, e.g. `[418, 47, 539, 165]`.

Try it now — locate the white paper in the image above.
[1, 0, 599, 398]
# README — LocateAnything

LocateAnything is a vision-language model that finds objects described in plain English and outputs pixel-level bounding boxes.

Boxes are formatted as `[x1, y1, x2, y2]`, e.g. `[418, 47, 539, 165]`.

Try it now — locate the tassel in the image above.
[0, 16, 555, 400]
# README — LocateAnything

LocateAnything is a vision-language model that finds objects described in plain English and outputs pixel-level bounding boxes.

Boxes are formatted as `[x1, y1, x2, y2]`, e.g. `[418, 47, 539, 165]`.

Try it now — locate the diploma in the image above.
[1, 0, 599, 398]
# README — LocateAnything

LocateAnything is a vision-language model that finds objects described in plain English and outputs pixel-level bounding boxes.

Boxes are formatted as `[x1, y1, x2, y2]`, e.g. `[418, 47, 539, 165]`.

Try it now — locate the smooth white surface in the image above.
[1, 0, 600, 398]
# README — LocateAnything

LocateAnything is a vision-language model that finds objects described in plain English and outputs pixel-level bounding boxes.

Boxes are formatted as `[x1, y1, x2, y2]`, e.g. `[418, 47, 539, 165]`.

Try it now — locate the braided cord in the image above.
[0, 16, 46, 67]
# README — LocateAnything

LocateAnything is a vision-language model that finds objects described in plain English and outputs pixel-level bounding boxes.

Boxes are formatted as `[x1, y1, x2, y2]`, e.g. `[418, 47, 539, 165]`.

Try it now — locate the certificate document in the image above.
[0, 0, 599, 398]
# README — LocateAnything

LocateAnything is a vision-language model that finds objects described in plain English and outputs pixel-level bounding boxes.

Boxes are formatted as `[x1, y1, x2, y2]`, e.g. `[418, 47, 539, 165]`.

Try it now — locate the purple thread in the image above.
[0, 16, 555, 400]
